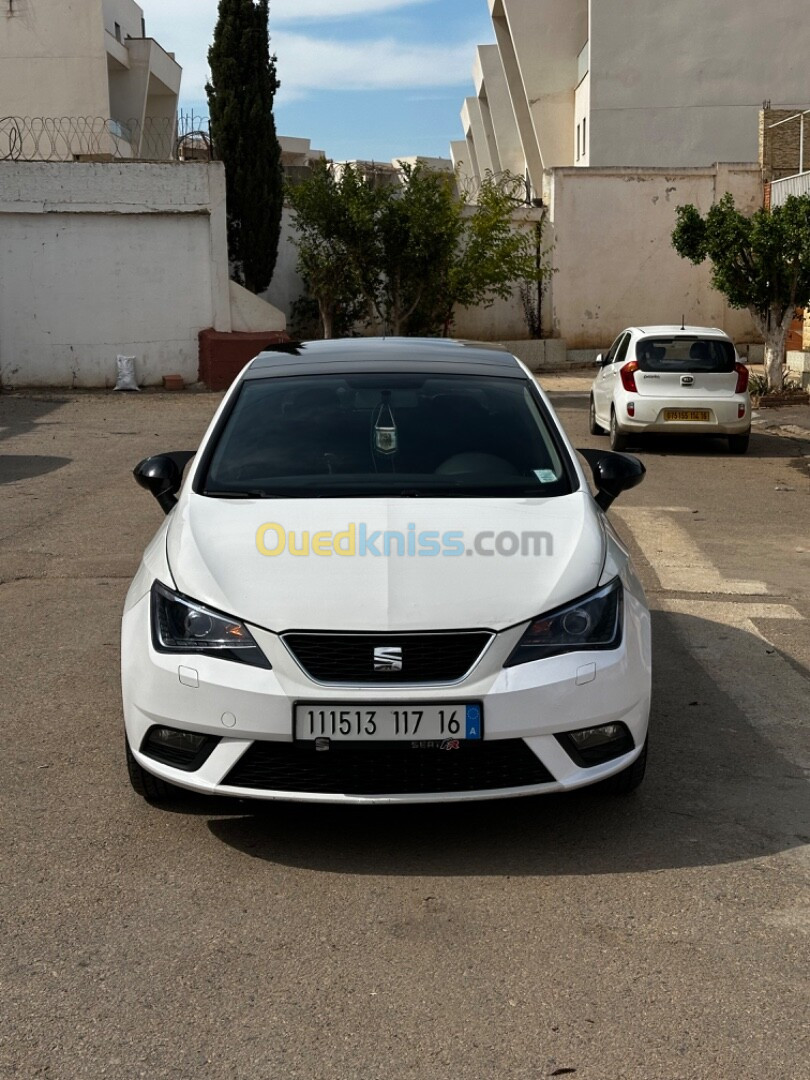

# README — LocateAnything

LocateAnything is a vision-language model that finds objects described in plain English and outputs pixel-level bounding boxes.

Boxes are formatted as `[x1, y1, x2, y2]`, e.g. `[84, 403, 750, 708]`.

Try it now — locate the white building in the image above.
[0, 0, 181, 160]
[458, 0, 810, 195]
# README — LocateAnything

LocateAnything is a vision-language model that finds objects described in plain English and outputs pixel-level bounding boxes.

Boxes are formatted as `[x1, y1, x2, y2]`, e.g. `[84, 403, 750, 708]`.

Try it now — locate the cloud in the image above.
[274, 31, 475, 101]
[272, 0, 430, 21]
[144, 3, 477, 104]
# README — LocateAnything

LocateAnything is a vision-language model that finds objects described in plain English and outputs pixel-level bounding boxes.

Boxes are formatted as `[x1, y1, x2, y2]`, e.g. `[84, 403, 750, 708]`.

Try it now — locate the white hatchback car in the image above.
[122, 338, 651, 806]
[589, 325, 751, 454]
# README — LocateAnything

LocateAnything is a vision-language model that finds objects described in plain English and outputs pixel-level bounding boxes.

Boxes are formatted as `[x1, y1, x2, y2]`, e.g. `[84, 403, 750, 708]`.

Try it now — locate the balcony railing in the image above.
[770, 172, 810, 207]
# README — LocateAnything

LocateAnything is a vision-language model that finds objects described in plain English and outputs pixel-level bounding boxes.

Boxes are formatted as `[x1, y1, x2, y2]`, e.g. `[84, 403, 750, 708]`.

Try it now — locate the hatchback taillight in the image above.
[735, 363, 749, 394]
[620, 361, 639, 393]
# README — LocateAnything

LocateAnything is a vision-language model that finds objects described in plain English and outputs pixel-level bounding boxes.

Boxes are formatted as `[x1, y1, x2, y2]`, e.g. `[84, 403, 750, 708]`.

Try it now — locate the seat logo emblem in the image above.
[374, 646, 403, 672]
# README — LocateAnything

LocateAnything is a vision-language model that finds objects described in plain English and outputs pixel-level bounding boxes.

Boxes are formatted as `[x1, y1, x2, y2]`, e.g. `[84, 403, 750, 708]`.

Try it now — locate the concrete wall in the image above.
[547, 163, 763, 348]
[0, 0, 111, 119]
[588, 0, 809, 168]
[1, 0, 180, 161]
[102, 0, 144, 40]
[0, 161, 232, 388]
[262, 207, 306, 329]
[476, 44, 524, 178]
[462, 1, 809, 188]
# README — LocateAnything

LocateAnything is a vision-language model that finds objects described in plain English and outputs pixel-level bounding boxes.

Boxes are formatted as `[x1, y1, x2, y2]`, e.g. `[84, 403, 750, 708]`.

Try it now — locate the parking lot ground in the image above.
[1, 389, 809, 1080]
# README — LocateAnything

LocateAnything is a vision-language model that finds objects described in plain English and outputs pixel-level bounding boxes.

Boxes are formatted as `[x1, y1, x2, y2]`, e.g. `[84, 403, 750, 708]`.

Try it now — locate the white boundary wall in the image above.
[0, 161, 231, 387]
[547, 163, 764, 349]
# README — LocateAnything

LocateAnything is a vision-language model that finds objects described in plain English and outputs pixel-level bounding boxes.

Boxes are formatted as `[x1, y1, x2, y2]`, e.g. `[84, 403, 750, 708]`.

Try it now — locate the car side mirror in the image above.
[133, 451, 196, 514]
[577, 448, 645, 511]
[594, 353, 604, 366]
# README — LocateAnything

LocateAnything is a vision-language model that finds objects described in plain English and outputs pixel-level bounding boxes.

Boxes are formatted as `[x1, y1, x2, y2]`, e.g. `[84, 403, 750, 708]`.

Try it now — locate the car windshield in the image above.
[635, 336, 736, 372]
[201, 373, 573, 498]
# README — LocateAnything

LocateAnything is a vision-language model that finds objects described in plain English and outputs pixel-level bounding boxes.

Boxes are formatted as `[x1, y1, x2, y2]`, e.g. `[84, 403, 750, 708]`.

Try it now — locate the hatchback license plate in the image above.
[294, 703, 483, 742]
[664, 409, 711, 421]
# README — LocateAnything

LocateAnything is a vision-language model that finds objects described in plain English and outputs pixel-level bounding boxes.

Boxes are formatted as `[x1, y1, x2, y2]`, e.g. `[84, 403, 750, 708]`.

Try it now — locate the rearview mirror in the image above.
[577, 448, 645, 511]
[133, 451, 196, 514]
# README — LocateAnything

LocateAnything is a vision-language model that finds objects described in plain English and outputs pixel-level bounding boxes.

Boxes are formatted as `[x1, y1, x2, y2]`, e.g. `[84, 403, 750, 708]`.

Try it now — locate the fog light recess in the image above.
[141, 726, 220, 771]
[556, 722, 635, 767]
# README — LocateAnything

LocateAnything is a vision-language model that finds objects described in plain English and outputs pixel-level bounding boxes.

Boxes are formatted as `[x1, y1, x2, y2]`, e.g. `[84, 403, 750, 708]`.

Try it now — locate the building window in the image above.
[576, 123, 581, 162]
[141, 17, 146, 36]
[114, 22, 121, 42]
[582, 116, 587, 159]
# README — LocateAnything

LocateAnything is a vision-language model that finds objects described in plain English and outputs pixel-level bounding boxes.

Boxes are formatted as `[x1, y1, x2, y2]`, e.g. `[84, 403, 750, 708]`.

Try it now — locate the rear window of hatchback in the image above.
[635, 336, 736, 373]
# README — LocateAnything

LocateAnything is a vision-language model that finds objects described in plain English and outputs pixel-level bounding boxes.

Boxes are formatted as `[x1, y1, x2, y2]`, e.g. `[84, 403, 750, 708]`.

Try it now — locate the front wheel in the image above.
[125, 737, 179, 804]
[589, 396, 606, 435]
[609, 410, 630, 452]
[728, 433, 750, 455]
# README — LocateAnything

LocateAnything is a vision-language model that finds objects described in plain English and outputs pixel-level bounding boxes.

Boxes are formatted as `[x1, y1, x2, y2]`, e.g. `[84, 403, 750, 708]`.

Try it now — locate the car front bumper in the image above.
[121, 582, 651, 804]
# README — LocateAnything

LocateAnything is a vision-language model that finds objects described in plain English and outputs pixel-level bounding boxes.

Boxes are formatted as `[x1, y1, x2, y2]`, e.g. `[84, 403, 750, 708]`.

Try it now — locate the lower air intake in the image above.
[223, 739, 553, 796]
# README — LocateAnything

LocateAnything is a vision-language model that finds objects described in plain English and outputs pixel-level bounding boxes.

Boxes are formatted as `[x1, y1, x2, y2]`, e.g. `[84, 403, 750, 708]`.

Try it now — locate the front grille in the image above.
[282, 631, 492, 684]
[223, 739, 553, 796]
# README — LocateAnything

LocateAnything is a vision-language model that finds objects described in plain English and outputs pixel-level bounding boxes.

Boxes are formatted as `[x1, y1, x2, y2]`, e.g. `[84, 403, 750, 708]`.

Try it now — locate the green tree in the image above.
[207, 0, 283, 293]
[440, 173, 550, 336]
[374, 163, 463, 335]
[286, 160, 380, 338]
[672, 193, 810, 391]
[288, 162, 550, 339]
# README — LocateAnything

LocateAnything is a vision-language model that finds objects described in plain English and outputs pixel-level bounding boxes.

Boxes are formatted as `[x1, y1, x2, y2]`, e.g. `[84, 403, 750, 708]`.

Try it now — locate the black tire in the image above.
[600, 739, 647, 795]
[609, 410, 630, 452]
[728, 433, 750, 455]
[589, 396, 606, 435]
[125, 737, 179, 804]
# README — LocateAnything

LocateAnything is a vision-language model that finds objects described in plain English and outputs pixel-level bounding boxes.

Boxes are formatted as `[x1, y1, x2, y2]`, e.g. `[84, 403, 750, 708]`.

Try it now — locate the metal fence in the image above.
[0, 114, 214, 163]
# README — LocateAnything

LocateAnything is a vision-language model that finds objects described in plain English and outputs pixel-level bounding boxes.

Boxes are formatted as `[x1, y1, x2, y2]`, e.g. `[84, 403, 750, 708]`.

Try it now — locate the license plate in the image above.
[294, 703, 483, 742]
[663, 409, 711, 421]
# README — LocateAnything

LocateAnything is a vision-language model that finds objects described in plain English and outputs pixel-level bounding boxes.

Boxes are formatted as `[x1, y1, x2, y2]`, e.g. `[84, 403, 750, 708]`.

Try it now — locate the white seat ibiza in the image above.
[122, 338, 651, 806]
[589, 325, 751, 454]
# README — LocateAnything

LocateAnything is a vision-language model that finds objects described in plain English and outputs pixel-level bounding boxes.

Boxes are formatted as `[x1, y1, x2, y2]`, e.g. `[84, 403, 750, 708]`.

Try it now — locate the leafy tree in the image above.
[207, 0, 283, 293]
[286, 160, 379, 338]
[288, 162, 550, 339]
[672, 193, 810, 391]
[439, 173, 550, 336]
[374, 163, 463, 335]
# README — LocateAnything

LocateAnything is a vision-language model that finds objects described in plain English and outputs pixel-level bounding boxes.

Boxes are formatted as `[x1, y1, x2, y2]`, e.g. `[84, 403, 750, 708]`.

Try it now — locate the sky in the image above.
[144, 0, 495, 162]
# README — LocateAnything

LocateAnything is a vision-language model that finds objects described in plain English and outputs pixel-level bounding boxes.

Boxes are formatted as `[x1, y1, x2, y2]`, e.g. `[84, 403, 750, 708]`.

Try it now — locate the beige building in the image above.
[0, 0, 181, 159]
[457, 0, 810, 196]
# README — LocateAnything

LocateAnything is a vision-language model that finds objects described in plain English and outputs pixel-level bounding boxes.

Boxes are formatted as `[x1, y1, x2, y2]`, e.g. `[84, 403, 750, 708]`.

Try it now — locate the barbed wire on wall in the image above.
[0, 114, 215, 163]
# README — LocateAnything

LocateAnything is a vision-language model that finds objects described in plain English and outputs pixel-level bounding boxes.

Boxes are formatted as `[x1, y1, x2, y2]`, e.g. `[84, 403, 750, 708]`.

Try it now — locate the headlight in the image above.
[504, 578, 623, 666]
[151, 582, 271, 669]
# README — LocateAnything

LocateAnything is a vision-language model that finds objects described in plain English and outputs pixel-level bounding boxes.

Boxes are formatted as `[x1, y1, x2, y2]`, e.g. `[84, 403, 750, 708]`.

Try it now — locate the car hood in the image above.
[166, 492, 605, 633]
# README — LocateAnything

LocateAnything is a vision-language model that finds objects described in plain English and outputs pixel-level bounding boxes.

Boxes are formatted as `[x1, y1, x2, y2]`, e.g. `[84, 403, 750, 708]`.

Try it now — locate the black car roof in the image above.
[245, 337, 526, 379]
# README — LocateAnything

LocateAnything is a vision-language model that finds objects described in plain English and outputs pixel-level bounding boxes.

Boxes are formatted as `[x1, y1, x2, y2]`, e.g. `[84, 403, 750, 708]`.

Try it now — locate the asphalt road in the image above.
[1, 388, 809, 1079]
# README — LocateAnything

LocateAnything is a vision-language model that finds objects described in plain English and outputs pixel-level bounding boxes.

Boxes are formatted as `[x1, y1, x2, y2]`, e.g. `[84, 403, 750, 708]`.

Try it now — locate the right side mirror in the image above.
[577, 448, 645, 511]
[594, 353, 604, 366]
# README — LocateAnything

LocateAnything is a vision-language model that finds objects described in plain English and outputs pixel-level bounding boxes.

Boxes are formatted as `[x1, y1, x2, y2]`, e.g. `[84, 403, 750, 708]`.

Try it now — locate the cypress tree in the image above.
[206, 0, 283, 293]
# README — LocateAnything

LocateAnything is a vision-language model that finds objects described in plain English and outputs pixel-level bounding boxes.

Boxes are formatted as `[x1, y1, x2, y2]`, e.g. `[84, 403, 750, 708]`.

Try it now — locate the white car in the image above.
[589, 325, 751, 454]
[122, 338, 651, 806]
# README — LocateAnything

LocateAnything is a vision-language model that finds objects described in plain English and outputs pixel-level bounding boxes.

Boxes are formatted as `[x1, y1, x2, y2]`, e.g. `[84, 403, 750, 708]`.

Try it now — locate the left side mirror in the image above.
[134, 451, 196, 514]
[577, 448, 645, 511]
